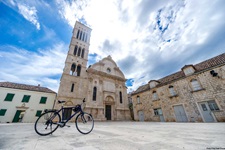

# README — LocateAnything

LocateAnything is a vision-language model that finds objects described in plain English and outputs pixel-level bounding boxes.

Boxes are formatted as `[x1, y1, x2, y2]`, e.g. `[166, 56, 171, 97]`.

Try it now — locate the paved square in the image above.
[0, 122, 225, 150]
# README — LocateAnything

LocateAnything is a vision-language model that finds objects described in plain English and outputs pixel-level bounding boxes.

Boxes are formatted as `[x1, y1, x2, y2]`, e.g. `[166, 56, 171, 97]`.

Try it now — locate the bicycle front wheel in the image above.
[34, 111, 61, 136]
[75, 112, 94, 134]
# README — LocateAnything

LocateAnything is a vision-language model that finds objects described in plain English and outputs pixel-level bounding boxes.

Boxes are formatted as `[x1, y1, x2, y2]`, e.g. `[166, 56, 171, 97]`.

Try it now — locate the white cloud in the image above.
[17, 3, 40, 30]
[0, 44, 67, 92]
[55, 0, 225, 92]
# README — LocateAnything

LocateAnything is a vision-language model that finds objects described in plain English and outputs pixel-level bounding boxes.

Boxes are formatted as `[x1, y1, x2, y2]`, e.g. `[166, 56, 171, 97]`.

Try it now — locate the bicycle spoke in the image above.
[75, 113, 94, 134]
[34, 111, 61, 136]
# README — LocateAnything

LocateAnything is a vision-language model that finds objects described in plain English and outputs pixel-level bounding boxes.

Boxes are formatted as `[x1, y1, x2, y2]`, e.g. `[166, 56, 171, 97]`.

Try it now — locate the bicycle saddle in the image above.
[58, 100, 66, 103]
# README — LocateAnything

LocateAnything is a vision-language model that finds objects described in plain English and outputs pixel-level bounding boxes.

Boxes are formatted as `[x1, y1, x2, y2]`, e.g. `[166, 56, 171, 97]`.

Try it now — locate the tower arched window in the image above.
[74, 45, 78, 55]
[93, 87, 97, 101]
[85, 34, 88, 43]
[79, 31, 83, 40]
[82, 32, 85, 41]
[81, 48, 85, 58]
[70, 63, 76, 75]
[76, 30, 80, 39]
[78, 47, 81, 57]
[77, 65, 81, 76]
[119, 91, 122, 103]
[71, 83, 74, 92]
[85, 34, 88, 42]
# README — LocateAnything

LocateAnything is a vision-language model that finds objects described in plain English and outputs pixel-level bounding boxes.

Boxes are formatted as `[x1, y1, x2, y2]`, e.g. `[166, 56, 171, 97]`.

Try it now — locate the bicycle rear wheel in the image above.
[34, 111, 61, 136]
[75, 112, 94, 134]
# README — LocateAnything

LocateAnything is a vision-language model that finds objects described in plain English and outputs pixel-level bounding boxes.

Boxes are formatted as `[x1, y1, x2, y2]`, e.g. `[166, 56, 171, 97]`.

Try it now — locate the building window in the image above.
[40, 97, 47, 104]
[154, 109, 159, 115]
[77, 65, 81, 76]
[107, 68, 111, 73]
[22, 95, 31, 103]
[74, 45, 78, 55]
[82, 32, 85, 41]
[0, 109, 7, 116]
[119, 91, 122, 103]
[85, 34, 88, 43]
[78, 47, 81, 57]
[153, 91, 159, 100]
[79, 31, 83, 40]
[71, 83, 74, 92]
[137, 96, 140, 103]
[76, 30, 80, 39]
[154, 108, 162, 116]
[208, 100, 219, 111]
[81, 48, 85, 58]
[93, 87, 97, 101]
[4, 93, 15, 101]
[191, 79, 202, 91]
[70, 63, 77, 76]
[183, 67, 195, 76]
[84, 32, 87, 42]
[169, 86, 176, 96]
[35, 110, 42, 117]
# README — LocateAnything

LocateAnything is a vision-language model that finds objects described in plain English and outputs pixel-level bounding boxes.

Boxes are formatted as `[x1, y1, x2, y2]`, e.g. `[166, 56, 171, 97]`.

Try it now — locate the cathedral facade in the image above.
[57, 21, 131, 121]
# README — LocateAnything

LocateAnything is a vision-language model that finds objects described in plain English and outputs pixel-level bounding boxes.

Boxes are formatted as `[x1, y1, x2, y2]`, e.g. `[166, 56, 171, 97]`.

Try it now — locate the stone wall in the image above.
[132, 65, 225, 122]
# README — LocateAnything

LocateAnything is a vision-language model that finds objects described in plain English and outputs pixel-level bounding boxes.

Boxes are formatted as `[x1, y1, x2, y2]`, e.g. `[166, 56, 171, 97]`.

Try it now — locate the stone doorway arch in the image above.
[104, 96, 115, 120]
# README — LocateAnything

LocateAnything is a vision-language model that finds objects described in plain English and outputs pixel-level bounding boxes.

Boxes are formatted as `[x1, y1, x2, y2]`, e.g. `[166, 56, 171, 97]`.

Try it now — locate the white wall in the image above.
[0, 87, 56, 123]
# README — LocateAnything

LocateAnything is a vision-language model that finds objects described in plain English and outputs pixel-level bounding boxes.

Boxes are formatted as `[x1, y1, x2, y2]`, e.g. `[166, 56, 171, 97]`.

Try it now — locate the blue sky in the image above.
[0, 0, 225, 93]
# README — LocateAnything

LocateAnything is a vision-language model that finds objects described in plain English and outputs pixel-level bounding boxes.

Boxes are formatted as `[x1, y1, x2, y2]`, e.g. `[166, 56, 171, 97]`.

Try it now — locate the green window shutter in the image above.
[35, 110, 42, 117]
[4, 93, 15, 101]
[0, 109, 7, 116]
[22, 95, 31, 103]
[40, 97, 47, 104]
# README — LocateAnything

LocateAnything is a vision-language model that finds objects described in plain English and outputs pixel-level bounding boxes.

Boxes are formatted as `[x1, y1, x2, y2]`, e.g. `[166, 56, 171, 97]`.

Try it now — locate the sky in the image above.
[0, 0, 225, 93]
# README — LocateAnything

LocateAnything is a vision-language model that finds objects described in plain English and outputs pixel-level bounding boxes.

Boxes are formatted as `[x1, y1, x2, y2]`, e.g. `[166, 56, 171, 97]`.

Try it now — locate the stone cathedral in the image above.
[57, 21, 131, 121]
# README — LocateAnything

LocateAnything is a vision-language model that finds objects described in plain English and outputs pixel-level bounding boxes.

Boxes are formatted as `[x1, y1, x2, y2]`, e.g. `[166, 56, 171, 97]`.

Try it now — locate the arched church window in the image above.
[81, 48, 85, 58]
[76, 30, 80, 39]
[71, 83, 74, 92]
[74, 45, 78, 55]
[78, 47, 81, 57]
[70, 63, 76, 75]
[77, 65, 81, 76]
[79, 31, 83, 40]
[120, 91, 122, 103]
[93, 87, 97, 101]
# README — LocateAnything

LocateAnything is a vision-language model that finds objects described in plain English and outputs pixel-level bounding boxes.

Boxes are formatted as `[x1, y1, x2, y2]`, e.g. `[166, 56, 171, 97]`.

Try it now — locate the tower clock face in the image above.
[107, 68, 111, 73]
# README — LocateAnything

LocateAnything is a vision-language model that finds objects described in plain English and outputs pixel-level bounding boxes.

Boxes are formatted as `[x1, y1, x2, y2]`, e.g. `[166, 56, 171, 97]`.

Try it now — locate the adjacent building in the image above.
[57, 21, 131, 121]
[131, 53, 225, 122]
[0, 82, 56, 123]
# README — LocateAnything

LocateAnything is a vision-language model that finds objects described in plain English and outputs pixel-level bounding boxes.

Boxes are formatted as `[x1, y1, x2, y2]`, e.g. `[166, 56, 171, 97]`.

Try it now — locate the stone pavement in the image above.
[0, 122, 225, 150]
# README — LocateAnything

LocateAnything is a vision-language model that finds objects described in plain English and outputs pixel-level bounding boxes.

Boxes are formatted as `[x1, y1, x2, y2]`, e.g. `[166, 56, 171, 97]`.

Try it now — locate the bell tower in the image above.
[57, 21, 92, 106]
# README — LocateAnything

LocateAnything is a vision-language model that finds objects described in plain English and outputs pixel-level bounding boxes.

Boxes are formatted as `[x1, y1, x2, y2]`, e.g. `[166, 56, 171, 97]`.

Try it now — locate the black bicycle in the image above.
[34, 98, 94, 136]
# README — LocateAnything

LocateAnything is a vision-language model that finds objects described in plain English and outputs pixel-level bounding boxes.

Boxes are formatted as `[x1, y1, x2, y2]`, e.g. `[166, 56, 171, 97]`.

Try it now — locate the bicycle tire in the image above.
[75, 112, 94, 134]
[34, 111, 61, 136]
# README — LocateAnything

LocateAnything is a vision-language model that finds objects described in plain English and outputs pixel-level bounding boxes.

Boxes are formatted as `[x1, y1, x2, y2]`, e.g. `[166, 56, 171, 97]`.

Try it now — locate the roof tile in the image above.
[0, 82, 56, 94]
[132, 53, 225, 95]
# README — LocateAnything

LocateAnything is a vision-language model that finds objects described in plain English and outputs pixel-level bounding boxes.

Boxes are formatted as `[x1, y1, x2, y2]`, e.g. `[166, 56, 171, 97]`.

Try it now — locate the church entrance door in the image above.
[105, 105, 111, 120]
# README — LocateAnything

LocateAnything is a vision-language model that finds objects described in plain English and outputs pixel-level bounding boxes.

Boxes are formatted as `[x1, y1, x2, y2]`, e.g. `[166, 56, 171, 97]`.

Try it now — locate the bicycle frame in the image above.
[53, 104, 84, 125]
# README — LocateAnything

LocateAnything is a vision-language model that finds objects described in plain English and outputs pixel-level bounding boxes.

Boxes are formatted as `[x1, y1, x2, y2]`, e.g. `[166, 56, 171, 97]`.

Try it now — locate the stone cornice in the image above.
[87, 68, 126, 82]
